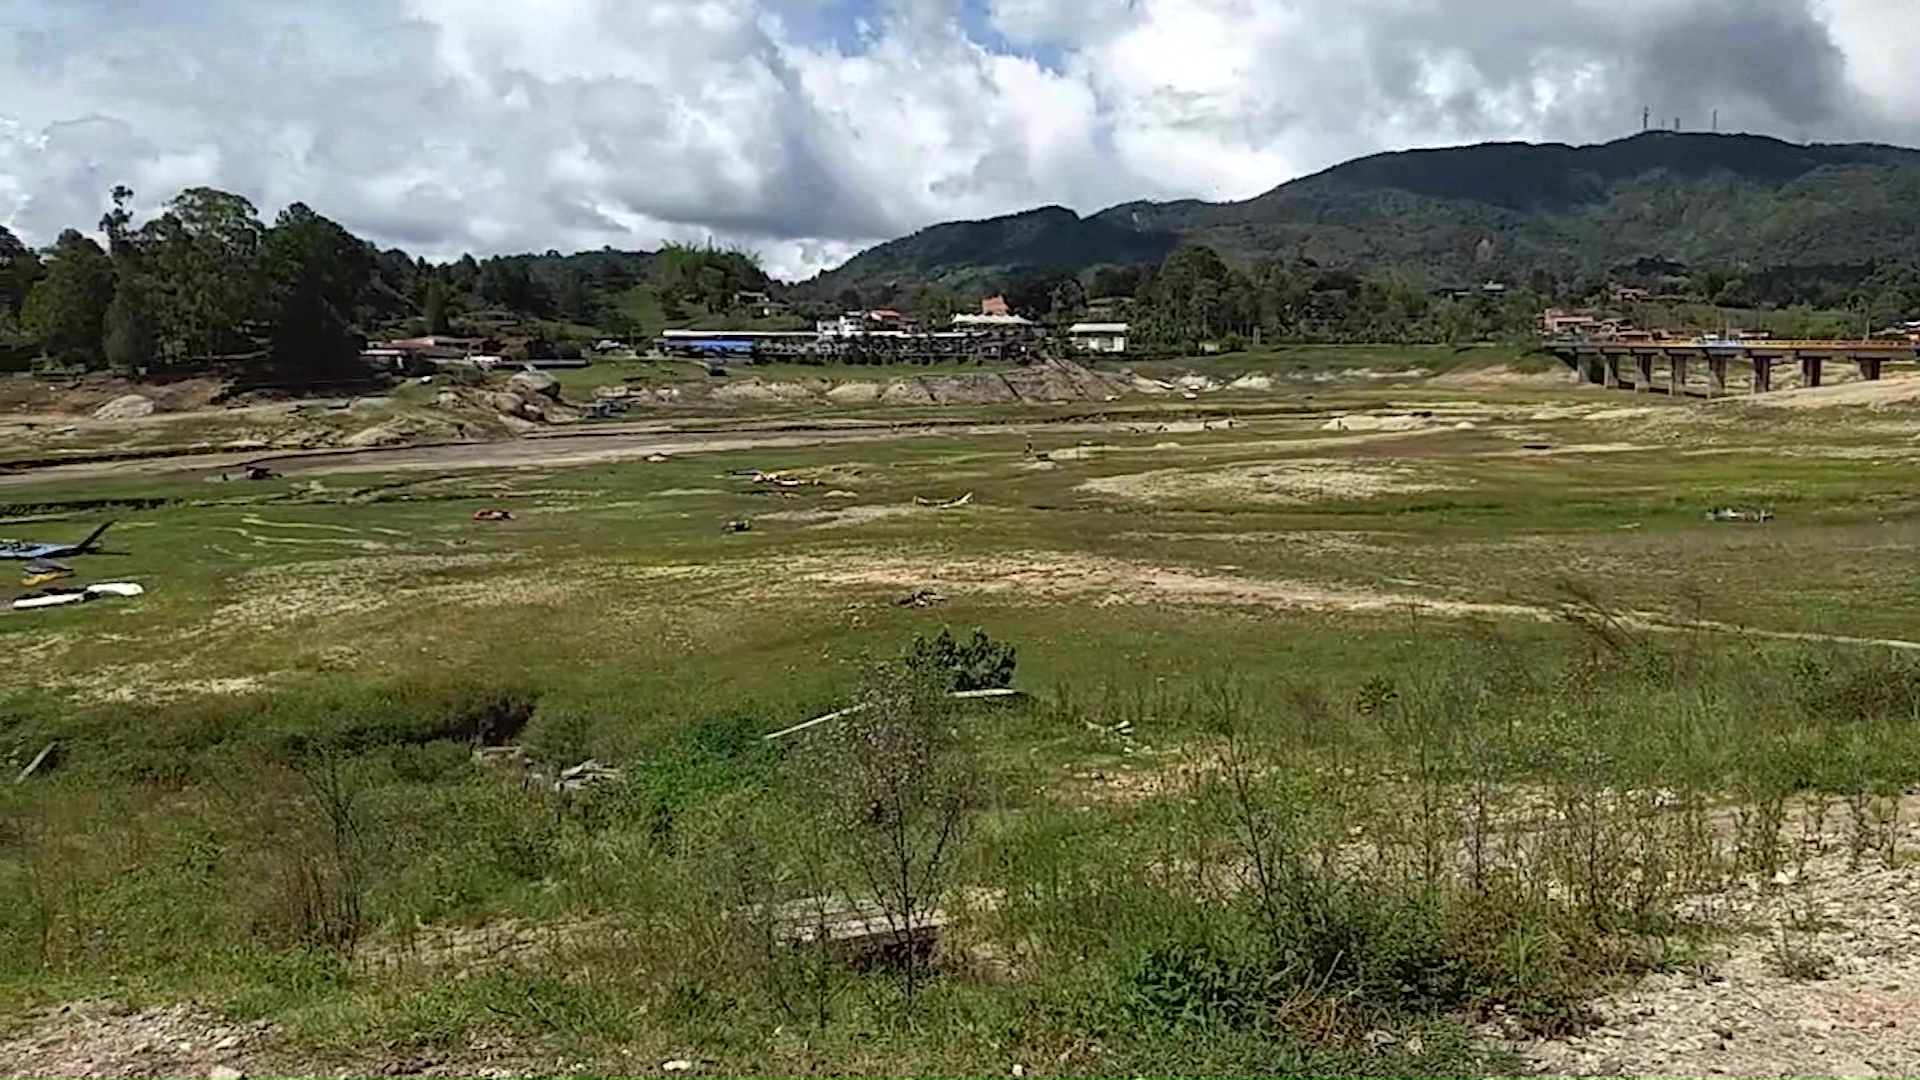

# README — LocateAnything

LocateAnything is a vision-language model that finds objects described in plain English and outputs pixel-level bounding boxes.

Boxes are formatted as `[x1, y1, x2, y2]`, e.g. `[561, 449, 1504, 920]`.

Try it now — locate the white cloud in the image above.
[0, 0, 1916, 281]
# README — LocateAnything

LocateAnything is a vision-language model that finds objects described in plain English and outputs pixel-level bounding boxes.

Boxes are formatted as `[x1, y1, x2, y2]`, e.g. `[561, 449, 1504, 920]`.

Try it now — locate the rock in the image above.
[507, 371, 561, 400]
[214, 1034, 242, 1051]
[662, 1060, 694, 1073]
[488, 391, 532, 419]
[208, 1065, 245, 1080]
[92, 394, 155, 420]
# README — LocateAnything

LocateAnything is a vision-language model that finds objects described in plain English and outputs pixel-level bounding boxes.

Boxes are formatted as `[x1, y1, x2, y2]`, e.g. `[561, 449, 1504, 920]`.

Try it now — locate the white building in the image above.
[951, 313, 1035, 331]
[1067, 322, 1130, 354]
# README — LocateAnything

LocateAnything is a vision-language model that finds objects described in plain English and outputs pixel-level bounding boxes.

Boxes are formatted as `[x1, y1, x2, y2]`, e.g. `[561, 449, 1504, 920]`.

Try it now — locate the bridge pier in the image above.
[1605, 354, 1626, 390]
[1670, 355, 1690, 397]
[1635, 353, 1655, 392]
[1583, 354, 1607, 386]
[1801, 355, 1824, 389]
[1707, 355, 1728, 397]
[1858, 357, 1884, 382]
[1751, 356, 1773, 395]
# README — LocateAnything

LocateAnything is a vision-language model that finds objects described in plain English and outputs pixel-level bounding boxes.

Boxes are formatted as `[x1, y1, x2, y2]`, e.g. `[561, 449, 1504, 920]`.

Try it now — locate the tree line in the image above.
[849, 243, 1920, 350]
[848, 245, 1552, 349]
[0, 186, 774, 380]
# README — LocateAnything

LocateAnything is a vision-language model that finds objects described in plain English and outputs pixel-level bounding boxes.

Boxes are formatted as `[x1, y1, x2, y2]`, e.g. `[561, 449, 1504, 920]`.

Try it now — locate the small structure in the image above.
[980, 295, 1012, 317]
[740, 894, 949, 967]
[1541, 309, 1601, 336]
[951, 313, 1035, 332]
[1067, 322, 1130, 354]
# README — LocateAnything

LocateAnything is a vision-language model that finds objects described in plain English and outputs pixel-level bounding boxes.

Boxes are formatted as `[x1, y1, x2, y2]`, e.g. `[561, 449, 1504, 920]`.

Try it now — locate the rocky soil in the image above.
[1516, 805, 1920, 1080]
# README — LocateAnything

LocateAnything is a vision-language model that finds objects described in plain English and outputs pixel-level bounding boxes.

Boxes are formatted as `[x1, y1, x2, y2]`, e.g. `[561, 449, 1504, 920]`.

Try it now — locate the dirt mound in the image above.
[1431, 363, 1575, 389]
[1320, 414, 1434, 433]
[90, 394, 156, 420]
[922, 374, 1020, 405]
[1003, 361, 1130, 402]
[826, 381, 883, 404]
[1739, 371, 1920, 411]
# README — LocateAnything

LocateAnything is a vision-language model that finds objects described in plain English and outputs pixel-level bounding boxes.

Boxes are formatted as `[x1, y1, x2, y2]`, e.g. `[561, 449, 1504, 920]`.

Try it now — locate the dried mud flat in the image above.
[1079, 459, 1456, 505]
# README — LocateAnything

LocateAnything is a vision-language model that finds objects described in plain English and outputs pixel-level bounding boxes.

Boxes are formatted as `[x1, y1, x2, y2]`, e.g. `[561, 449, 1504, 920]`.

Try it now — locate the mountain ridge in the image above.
[805, 131, 1920, 297]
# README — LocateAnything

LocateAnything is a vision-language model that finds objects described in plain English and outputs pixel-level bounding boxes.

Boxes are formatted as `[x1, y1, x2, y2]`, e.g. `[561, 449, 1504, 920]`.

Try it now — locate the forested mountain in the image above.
[808, 132, 1920, 298]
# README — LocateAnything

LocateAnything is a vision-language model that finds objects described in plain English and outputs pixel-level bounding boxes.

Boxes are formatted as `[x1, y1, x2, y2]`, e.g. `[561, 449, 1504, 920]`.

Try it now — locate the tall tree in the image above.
[143, 187, 267, 359]
[262, 202, 374, 379]
[422, 274, 452, 335]
[103, 278, 158, 375]
[20, 230, 113, 369]
[0, 225, 44, 318]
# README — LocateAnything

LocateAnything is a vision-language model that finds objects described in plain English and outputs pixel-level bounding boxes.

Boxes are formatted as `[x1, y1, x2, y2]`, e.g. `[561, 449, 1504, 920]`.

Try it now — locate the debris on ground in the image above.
[11, 582, 145, 612]
[765, 688, 1030, 741]
[736, 469, 821, 489]
[0, 1001, 273, 1080]
[472, 508, 514, 522]
[15, 741, 60, 783]
[897, 588, 947, 609]
[913, 492, 975, 509]
[554, 760, 622, 794]
[1708, 507, 1774, 524]
[21, 560, 73, 587]
[738, 894, 951, 966]
[240, 464, 278, 482]
[724, 520, 752, 534]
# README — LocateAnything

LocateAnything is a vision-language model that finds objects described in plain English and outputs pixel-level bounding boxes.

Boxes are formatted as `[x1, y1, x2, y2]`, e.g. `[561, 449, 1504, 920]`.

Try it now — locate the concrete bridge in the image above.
[1547, 338, 1920, 396]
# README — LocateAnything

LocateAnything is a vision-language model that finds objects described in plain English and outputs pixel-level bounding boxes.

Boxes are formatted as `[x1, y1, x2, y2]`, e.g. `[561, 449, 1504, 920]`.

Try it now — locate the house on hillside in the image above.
[735, 290, 789, 318]
[1541, 309, 1601, 336]
[1067, 322, 1130, 354]
[980, 295, 1012, 317]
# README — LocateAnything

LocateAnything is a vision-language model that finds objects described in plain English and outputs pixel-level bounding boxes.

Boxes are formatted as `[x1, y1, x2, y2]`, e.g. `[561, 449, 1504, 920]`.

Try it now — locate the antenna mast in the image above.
[1642, 106, 1651, 132]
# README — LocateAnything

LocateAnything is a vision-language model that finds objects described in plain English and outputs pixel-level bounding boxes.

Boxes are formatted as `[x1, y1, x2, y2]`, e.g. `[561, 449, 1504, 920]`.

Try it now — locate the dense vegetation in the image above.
[808, 132, 1920, 334]
[0, 188, 776, 381]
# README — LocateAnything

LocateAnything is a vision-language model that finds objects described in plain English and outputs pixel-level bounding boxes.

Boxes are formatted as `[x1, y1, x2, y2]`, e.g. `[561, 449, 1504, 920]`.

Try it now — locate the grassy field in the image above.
[4, 358, 1920, 1076]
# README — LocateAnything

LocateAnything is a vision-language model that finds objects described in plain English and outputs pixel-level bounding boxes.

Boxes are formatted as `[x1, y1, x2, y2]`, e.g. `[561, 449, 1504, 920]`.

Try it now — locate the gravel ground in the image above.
[1516, 806, 1920, 1080]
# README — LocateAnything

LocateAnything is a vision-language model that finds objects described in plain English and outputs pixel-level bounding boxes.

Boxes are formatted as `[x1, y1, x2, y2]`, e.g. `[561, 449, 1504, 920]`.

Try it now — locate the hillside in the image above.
[808, 132, 1920, 294]
[809, 205, 1179, 298]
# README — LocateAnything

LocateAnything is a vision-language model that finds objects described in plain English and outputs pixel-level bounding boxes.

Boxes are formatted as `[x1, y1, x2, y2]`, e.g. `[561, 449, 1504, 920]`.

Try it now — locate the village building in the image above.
[1067, 322, 1130, 354]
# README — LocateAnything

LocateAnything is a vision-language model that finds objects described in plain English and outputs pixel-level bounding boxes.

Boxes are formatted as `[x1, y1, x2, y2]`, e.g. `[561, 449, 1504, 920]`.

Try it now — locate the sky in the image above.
[2, 0, 1918, 281]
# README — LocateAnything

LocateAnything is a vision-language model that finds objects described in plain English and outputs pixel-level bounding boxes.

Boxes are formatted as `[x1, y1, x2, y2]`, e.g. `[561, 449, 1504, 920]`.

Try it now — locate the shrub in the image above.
[904, 628, 1017, 693]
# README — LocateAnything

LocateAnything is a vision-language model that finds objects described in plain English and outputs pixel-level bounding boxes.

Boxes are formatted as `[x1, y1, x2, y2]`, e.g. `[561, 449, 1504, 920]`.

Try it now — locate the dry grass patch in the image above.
[1081, 459, 1458, 505]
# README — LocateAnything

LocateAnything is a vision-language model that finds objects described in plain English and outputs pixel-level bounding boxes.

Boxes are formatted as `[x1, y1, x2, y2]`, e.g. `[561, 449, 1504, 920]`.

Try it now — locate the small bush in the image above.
[904, 628, 1017, 692]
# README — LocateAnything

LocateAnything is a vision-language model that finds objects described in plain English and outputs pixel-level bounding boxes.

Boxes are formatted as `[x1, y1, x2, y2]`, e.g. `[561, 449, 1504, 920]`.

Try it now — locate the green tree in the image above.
[556, 270, 597, 324]
[262, 203, 373, 379]
[142, 187, 267, 359]
[102, 278, 158, 375]
[21, 230, 113, 369]
[0, 225, 44, 318]
[422, 274, 452, 335]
